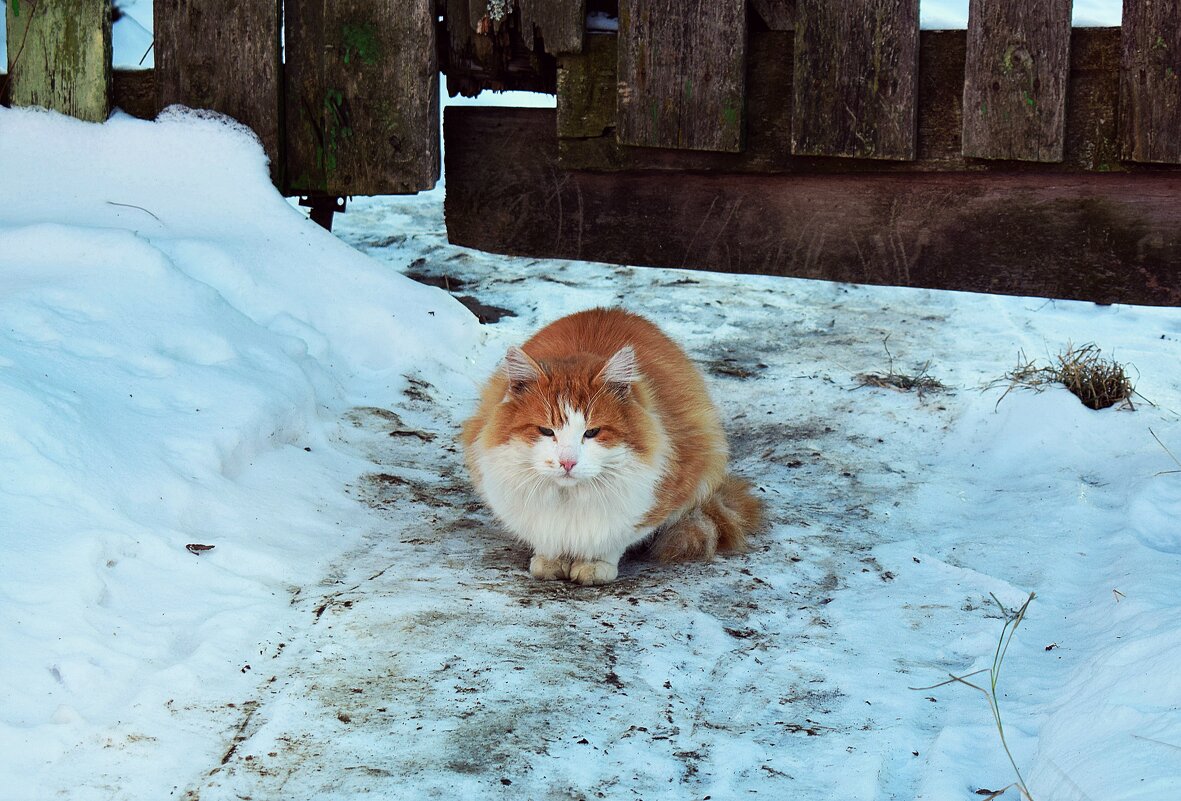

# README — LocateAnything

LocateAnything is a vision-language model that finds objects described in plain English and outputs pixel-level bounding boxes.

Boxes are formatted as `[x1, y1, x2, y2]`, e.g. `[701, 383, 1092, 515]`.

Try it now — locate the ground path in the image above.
[184, 194, 1178, 800]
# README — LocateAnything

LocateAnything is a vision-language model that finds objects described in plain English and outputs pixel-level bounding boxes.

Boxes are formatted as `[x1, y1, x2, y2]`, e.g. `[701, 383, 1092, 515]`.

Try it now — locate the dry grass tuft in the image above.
[855, 337, 946, 400]
[991, 343, 1137, 411]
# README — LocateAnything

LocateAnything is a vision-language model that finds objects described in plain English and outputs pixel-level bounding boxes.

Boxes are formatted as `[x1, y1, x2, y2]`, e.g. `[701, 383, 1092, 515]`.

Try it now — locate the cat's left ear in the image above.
[597, 346, 640, 393]
[502, 346, 544, 396]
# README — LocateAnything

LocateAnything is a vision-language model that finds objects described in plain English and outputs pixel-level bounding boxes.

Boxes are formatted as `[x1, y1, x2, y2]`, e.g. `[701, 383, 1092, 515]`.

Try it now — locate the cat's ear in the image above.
[597, 346, 639, 393]
[502, 346, 543, 395]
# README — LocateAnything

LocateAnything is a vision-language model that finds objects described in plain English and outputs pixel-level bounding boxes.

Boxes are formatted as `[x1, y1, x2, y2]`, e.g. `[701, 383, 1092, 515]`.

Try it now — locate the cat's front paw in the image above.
[529, 554, 572, 581]
[569, 559, 618, 586]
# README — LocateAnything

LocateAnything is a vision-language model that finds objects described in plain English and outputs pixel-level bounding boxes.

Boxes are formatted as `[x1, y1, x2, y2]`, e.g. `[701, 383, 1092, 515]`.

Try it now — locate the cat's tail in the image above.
[649, 475, 765, 563]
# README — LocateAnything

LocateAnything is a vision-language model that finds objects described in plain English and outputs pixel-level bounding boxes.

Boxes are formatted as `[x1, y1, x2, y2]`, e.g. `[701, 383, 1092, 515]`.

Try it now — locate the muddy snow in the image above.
[2, 107, 1179, 801]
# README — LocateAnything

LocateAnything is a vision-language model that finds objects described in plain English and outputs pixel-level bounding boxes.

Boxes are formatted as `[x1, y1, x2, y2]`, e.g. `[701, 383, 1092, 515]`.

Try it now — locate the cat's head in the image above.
[491, 345, 649, 486]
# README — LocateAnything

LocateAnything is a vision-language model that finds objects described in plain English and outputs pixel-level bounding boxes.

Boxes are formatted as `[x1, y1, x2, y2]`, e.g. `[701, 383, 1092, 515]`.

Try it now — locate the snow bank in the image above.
[0, 106, 478, 798]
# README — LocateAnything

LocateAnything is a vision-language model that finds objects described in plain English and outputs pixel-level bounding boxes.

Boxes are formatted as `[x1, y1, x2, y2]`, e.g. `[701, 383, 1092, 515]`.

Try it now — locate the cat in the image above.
[461, 307, 763, 585]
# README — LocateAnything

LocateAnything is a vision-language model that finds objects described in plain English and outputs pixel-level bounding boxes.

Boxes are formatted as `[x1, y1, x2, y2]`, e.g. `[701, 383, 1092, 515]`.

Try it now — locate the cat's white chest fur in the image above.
[473, 438, 663, 561]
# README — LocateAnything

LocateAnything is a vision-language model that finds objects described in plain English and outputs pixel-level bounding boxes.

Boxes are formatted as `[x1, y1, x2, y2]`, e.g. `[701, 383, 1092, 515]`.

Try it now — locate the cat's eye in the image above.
[583, 428, 601, 439]
[537, 426, 555, 437]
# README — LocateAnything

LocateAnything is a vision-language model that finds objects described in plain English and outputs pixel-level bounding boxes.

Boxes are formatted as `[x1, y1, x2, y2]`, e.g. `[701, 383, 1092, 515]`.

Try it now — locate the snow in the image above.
[3, 22, 1181, 800]
[0, 106, 477, 799]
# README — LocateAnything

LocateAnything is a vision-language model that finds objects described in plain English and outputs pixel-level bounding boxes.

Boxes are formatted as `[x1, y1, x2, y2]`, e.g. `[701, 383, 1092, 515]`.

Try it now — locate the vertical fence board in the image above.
[1066, 28, 1122, 172]
[751, 0, 795, 31]
[1120, 2, 1181, 164]
[285, 0, 439, 195]
[518, 0, 585, 54]
[6, 0, 111, 122]
[557, 33, 617, 139]
[617, 0, 747, 152]
[793, 0, 919, 160]
[155, 1, 281, 168]
[962, 0, 1070, 161]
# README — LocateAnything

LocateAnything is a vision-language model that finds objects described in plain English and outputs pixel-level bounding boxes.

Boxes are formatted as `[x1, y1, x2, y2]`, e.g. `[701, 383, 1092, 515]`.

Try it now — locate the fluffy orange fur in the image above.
[462, 308, 762, 583]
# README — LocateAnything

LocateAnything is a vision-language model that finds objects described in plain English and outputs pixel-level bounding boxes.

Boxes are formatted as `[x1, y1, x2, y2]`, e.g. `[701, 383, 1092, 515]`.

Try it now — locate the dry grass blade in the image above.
[911, 593, 1038, 801]
[989, 344, 1136, 411]
[855, 336, 946, 400]
[1150, 429, 1181, 476]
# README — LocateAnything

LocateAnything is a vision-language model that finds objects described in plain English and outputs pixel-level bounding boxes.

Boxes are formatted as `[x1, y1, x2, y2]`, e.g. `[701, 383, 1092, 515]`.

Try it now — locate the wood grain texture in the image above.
[1120, 1, 1181, 164]
[112, 68, 156, 119]
[751, 0, 795, 31]
[518, 0, 585, 54]
[155, 0, 280, 167]
[285, 0, 439, 195]
[6, 0, 111, 122]
[1065, 27, 1123, 172]
[560, 29, 1146, 174]
[793, 0, 919, 160]
[447, 107, 1181, 307]
[617, 0, 747, 152]
[962, 0, 1071, 161]
[557, 33, 617, 138]
[443, 0, 557, 97]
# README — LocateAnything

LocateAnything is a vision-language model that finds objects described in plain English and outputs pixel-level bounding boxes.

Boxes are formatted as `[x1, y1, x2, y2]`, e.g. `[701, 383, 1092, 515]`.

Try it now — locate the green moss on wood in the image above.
[341, 22, 380, 66]
[7, 0, 111, 122]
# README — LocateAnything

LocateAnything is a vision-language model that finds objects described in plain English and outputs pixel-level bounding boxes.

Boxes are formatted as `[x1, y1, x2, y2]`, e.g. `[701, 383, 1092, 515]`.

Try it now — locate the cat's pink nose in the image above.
[560, 457, 577, 473]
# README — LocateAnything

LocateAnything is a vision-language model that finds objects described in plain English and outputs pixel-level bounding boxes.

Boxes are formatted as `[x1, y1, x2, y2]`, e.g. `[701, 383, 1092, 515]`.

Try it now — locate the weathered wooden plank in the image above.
[557, 33, 617, 139]
[447, 107, 1181, 307]
[518, 0, 585, 54]
[1065, 27, 1123, 172]
[1120, 2, 1181, 164]
[559, 29, 1145, 174]
[962, 0, 1071, 162]
[112, 68, 156, 119]
[155, 0, 281, 167]
[285, 0, 439, 196]
[6, 0, 111, 122]
[793, 0, 919, 160]
[751, 0, 795, 31]
[617, 0, 747, 152]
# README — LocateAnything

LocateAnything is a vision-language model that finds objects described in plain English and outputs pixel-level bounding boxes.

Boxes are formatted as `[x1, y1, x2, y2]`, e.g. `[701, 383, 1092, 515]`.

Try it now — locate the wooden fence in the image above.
[3, 1, 1180, 305]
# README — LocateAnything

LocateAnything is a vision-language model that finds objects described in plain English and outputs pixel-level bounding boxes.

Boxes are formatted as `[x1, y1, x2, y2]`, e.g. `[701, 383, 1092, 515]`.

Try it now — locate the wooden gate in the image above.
[4, 1, 1180, 306]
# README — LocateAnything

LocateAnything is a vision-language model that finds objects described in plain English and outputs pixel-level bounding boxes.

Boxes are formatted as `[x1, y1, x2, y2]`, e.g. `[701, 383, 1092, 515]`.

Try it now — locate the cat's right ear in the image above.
[502, 346, 543, 397]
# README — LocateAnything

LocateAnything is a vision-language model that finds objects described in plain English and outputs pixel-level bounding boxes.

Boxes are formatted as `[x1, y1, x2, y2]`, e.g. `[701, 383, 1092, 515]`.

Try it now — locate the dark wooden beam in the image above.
[112, 69, 157, 119]
[446, 107, 1181, 307]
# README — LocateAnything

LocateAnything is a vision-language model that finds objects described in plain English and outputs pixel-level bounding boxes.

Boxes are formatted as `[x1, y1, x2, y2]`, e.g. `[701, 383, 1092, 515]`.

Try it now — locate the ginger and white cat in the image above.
[462, 308, 762, 585]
